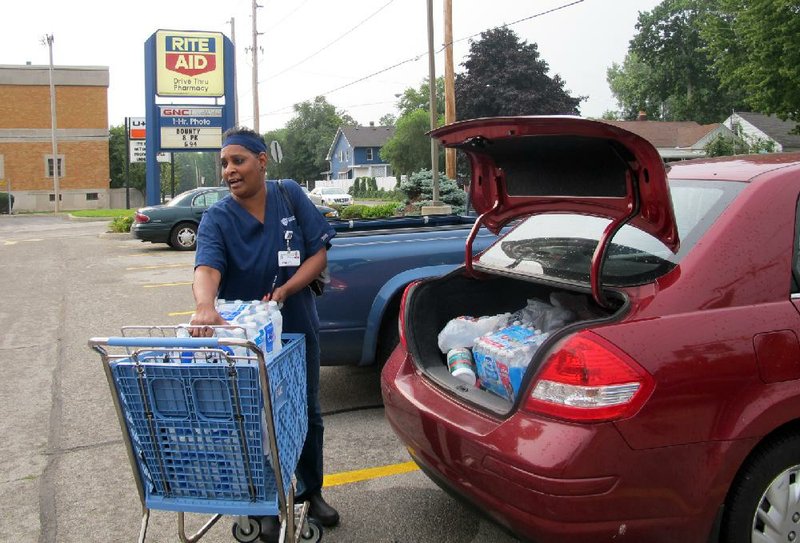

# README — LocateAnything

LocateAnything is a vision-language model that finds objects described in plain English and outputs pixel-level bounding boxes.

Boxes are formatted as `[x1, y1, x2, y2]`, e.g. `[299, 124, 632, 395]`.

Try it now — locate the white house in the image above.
[723, 112, 800, 153]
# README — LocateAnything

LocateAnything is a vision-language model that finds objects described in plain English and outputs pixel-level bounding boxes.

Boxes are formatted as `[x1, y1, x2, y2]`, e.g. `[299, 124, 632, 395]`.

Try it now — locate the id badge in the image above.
[278, 250, 301, 267]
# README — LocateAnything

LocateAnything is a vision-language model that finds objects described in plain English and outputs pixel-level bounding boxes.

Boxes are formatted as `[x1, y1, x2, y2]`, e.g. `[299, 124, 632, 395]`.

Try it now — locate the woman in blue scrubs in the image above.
[191, 127, 339, 533]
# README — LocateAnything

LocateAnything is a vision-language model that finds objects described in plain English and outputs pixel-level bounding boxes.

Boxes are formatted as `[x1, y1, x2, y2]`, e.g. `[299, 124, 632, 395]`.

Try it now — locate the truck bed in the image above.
[317, 213, 499, 366]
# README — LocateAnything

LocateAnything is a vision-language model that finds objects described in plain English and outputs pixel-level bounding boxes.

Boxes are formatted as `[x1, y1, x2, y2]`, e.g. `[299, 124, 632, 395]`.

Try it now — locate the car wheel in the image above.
[721, 432, 800, 543]
[169, 222, 198, 251]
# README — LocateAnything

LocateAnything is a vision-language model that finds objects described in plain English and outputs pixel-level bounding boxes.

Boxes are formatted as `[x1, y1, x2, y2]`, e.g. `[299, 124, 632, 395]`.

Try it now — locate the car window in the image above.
[476, 179, 746, 286]
[192, 190, 225, 207]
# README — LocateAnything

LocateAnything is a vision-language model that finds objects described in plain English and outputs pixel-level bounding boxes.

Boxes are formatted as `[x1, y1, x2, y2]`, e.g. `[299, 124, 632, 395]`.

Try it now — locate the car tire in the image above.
[721, 432, 800, 543]
[169, 222, 198, 251]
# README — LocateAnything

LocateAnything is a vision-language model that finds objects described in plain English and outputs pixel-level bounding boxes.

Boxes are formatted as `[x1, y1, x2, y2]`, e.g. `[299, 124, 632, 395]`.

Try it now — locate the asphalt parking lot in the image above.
[0, 214, 521, 543]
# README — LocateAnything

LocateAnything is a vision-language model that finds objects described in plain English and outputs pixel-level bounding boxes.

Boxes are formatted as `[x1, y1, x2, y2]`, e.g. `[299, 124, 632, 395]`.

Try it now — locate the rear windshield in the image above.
[476, 179, 745, 286]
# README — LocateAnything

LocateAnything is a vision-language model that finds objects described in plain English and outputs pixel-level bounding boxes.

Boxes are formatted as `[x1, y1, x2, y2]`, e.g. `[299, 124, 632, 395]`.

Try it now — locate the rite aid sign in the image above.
[155, 30, 225, 97]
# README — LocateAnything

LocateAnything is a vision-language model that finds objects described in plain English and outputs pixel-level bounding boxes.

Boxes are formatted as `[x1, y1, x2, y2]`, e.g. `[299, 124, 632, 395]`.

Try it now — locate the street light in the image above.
[42, 34, 60, 213]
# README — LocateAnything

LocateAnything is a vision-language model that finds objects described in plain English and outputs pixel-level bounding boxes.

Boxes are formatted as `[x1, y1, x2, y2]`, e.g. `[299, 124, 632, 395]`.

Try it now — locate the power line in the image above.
[259, 0, 397, 83]
[257, 0, 586, 120]
[263, 0, 313, 32]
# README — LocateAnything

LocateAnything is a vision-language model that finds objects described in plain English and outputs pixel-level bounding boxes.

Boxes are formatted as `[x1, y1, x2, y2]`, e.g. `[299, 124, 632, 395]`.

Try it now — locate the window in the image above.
[45, 155, 65, 178]
[85, 193, 99, 201]
[476, 179, 745, 287]
[49, 193, 62, 202]
[339, 150, 345, 162]
[366, 148, 373, 161]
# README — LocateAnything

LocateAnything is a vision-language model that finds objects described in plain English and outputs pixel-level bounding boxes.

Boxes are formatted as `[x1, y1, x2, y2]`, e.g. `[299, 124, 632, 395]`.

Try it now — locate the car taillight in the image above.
[523, 331, 654, 422]
[398, 281, 421, 350]
[134, 212, 150, 224]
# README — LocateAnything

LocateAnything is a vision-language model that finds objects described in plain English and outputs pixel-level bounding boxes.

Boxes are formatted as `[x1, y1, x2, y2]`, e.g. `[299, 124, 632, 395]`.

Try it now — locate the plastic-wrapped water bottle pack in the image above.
[437, 295, 577, 401]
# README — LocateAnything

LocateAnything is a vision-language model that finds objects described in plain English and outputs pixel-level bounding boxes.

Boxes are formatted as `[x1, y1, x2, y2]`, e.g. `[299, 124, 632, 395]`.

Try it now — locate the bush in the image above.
[339, 203, 400, 219]
[399, 169, 467, 213]
[0, 193, 14, 214]
[110, 215, 133, 233]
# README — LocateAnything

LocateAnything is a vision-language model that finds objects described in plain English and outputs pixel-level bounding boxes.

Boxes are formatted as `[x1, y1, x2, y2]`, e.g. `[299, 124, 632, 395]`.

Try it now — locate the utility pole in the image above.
[44, 34, 60, 213]
[443, 0, 456, 180]
[426, 0, 440, 206]
[250, 1, 262, 133]
[227, 17, 239, 126]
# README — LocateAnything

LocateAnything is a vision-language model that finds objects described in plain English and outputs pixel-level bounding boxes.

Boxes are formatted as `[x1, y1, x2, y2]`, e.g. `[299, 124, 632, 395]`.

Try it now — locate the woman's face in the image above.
[220, 144, 267, 200]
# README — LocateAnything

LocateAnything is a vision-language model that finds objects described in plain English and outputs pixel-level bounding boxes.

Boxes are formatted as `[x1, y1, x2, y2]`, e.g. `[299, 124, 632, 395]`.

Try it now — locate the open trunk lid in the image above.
[430, 116, 679, 307]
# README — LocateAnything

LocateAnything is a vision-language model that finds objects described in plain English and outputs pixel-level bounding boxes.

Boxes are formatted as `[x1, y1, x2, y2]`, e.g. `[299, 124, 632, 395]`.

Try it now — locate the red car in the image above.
[381, 116, 800, 543]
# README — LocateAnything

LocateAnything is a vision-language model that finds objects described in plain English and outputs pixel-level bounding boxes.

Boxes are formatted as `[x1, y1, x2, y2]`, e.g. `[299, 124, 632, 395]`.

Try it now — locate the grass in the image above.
[70, 209, 135, 218]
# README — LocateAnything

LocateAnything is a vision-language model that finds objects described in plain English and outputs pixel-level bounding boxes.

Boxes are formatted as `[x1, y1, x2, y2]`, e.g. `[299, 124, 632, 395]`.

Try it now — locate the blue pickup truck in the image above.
[318, 213, 500, 366]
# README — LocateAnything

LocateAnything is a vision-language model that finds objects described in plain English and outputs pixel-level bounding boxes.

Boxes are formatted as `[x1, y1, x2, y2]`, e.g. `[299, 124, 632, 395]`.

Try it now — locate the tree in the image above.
[609, 0, 744, 123]
[396, 77, 445, 118]
[108, 124, 145, 195]
[378, 113, 397, 126]
[455, 27, 583, 120]
[263, 127, 289, 179]
[380, 109, 438, 178]
[702, 0, 800, 128]
[281, 96, 356, 182]
[606, 52, 661, 120]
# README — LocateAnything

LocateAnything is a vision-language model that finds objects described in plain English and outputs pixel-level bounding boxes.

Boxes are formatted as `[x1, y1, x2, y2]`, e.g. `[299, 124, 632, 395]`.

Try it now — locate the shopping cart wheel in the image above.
[299, 517, 323, 542]
[231, 517, 262, 543]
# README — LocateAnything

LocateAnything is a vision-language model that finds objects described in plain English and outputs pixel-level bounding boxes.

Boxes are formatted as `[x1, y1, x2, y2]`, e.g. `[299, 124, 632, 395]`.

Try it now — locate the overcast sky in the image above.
[2, 0, 662, 131]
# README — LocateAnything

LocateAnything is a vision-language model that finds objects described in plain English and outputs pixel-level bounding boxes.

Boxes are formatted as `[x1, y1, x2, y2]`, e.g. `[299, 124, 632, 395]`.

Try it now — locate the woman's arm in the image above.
[266, 247, 327, 304]
[190, 265, 226, 335]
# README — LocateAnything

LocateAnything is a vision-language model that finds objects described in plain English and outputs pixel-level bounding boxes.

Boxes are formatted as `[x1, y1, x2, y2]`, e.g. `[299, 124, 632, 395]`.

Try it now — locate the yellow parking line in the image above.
[143, 281, 193, 288]
[169, 310, 195, 316]
[323, 461, 419, 488]
[127, 263, 192, 271]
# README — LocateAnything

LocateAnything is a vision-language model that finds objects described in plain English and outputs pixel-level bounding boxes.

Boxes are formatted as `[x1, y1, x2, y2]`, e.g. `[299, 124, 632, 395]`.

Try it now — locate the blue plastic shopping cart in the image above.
[89, 328, 322, 543]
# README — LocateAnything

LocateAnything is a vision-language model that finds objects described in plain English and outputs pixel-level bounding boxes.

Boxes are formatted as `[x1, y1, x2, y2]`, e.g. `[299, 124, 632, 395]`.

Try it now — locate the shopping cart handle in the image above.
[105, 337, 225, 349]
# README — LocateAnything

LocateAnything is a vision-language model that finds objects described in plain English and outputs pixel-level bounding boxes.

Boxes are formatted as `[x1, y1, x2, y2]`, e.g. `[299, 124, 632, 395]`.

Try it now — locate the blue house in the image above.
[325, 124, 395, 180]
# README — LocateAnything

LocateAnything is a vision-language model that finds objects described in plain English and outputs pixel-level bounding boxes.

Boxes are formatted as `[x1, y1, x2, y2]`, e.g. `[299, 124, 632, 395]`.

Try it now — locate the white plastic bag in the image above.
[437, 313, 511, 353]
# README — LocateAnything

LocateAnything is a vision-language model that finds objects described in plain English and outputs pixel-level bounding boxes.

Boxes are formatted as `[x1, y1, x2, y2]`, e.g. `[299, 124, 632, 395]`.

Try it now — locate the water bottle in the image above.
[241, 311, 274, 355]
[216, 298, 248, 321]
[267, 300, 283, 353]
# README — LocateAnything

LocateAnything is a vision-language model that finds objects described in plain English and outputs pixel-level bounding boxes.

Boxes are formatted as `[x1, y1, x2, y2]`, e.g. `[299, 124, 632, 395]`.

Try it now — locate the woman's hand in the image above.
[189, 303, 227, 337]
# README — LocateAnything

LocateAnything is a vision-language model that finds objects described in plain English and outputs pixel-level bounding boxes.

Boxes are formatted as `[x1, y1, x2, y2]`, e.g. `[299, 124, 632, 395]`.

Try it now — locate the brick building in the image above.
[0, 64, 110, 211]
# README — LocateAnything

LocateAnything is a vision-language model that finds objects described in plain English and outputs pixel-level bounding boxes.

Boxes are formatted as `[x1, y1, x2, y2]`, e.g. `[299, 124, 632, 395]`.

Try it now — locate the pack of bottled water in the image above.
[472, 323, 549, 401]
[178, 299, 283, 360]
[215, 299, 283, 358]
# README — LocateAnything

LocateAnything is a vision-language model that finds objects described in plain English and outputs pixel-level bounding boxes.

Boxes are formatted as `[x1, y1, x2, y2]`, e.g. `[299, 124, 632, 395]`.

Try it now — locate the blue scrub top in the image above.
[195, 179, 336, 340]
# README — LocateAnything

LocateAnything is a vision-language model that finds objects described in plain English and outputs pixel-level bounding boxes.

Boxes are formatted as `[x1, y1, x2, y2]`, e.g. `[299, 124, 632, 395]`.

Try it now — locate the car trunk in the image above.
[403, 269, 625, 415]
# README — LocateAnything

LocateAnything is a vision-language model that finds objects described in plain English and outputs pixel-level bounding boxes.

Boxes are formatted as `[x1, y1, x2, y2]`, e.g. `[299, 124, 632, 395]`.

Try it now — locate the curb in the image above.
[99, 232, 133, 240]
[67, 214, 113, 222]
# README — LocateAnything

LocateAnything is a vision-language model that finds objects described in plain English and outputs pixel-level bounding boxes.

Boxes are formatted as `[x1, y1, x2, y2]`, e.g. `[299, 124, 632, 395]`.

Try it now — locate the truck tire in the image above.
[376, 297, 401, 366]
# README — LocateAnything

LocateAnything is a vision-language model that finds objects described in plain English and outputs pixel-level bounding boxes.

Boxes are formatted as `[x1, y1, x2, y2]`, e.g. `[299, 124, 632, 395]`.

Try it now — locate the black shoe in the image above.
[257, 515, 280, 543]
[303, 492, 340, 527]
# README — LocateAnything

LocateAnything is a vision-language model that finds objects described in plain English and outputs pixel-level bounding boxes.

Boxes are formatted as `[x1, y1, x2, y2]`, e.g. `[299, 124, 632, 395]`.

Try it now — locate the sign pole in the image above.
[124, 117, 131, 209]
[170, 153, 176, 198]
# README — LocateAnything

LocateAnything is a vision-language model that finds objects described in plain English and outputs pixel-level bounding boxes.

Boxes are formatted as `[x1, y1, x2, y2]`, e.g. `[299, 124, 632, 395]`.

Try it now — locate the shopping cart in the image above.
[89, 327, 322, 543]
